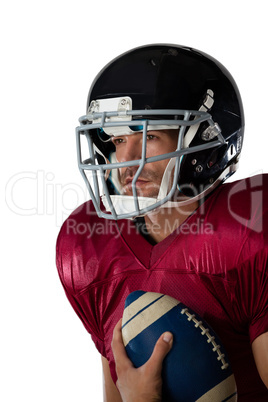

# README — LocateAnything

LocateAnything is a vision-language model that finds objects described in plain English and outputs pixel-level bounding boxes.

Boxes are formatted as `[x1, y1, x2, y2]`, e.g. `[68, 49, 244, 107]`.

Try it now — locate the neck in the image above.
[144, 200, 199, 243]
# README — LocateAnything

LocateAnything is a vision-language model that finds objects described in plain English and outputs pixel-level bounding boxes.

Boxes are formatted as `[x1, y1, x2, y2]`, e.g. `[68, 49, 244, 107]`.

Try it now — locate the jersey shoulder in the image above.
[208, 173, 268, 234]
[56, 201, 103, 292]
[56, 200, 99, 251]
[204, 173, 268, 268]
[55, 200, 135, 293]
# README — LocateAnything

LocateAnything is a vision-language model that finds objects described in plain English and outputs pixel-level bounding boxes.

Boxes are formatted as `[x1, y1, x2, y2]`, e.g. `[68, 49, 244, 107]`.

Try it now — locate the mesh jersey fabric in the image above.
[56, 174, 268, 400]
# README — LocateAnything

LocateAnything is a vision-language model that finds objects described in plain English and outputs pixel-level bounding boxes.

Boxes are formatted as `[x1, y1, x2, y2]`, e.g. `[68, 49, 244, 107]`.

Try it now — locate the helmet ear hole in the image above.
[178, 143, 229, 197]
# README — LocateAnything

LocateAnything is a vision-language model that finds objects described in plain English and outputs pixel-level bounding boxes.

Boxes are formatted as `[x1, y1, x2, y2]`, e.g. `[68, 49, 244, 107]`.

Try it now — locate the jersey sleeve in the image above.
[248, 248, 268, 343]
[232, 246, 268, 344]
[56, 219, 106, 358]
[228, 175, 268, 343]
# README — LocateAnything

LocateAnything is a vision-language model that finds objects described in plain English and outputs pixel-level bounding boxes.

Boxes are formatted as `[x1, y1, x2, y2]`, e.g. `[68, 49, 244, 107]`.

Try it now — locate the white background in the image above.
[2, 1, 268, 401]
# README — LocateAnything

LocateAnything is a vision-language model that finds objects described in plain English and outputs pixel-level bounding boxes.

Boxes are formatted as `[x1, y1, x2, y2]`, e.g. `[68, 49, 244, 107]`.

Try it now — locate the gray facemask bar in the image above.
[76, 109, 225, 220]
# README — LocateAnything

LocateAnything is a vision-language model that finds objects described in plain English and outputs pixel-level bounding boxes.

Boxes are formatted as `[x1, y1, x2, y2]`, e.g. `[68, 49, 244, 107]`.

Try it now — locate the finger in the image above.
[146, 332, 173, 377]
[111, 319, 133, 371]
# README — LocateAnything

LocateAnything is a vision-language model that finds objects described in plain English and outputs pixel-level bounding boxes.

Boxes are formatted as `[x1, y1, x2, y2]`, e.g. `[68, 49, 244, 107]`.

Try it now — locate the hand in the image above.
[111, 319, 173, 402]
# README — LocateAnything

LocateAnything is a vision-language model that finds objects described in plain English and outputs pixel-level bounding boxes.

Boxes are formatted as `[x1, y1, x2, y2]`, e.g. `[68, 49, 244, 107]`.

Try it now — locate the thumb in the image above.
[146, 332, 173, 377]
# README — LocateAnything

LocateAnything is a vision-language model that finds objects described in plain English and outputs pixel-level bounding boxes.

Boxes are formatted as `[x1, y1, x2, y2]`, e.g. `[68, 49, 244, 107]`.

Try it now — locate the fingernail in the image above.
[163, 332, 173, 343]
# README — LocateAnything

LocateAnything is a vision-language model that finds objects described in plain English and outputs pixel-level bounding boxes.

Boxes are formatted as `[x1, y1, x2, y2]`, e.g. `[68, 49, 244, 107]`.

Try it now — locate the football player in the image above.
[56, 44, 268, 401]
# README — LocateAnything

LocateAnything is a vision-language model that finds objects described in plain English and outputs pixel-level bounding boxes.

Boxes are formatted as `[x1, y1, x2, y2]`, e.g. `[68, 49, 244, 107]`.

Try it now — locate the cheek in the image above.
[146, 139, 176, 159]
[145, 159, 170, 182]
[146, 142, 160, 158]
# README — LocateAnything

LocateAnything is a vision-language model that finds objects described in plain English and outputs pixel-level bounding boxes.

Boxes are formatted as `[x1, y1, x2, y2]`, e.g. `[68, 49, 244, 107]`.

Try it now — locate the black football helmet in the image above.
[76, 44, 244, 219]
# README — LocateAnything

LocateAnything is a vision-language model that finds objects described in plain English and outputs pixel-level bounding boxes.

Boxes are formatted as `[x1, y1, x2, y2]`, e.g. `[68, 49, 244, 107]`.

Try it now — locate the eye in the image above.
[146, 134, 157, 141]
[112, 137, 125, 146]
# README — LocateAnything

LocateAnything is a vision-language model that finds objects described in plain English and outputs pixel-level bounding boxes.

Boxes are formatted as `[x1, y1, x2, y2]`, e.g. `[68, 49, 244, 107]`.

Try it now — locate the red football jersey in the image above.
[56, 174, 268, 400]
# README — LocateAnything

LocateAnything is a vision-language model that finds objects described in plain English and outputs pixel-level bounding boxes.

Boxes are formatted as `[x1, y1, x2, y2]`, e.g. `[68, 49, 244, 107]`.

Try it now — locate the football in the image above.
[121, 290, 237, 402]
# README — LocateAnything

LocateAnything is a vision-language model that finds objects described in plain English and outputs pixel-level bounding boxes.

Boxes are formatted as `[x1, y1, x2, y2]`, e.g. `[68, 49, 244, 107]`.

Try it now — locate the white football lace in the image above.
[180, 308, 229, 370]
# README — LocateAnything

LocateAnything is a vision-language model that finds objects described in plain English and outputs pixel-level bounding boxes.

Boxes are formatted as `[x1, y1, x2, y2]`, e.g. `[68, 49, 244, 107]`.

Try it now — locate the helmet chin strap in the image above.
[102, 152, 182, 217]
[101, 158, 190, 218]
[145, 163, 238, 218]
[101, 163, 237, 219]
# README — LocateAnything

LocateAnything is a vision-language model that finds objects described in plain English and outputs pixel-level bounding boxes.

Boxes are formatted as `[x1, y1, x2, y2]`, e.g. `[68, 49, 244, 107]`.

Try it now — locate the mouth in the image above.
[122, 178, 150, 194]
[125, 177, 148, 185]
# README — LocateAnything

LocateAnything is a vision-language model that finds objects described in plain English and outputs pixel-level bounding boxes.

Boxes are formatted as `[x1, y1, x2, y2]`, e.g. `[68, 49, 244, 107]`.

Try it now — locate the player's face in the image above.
[112, 130, 178, 198]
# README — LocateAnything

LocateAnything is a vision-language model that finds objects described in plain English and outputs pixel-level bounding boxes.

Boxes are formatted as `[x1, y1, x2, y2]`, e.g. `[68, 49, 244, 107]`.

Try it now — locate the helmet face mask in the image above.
[76, 44, 244, 220]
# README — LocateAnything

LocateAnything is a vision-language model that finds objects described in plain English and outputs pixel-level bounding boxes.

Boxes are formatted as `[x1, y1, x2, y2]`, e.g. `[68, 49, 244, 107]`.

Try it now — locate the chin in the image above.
[122, 189, 159, 198]
[122, 184, 160, 198]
